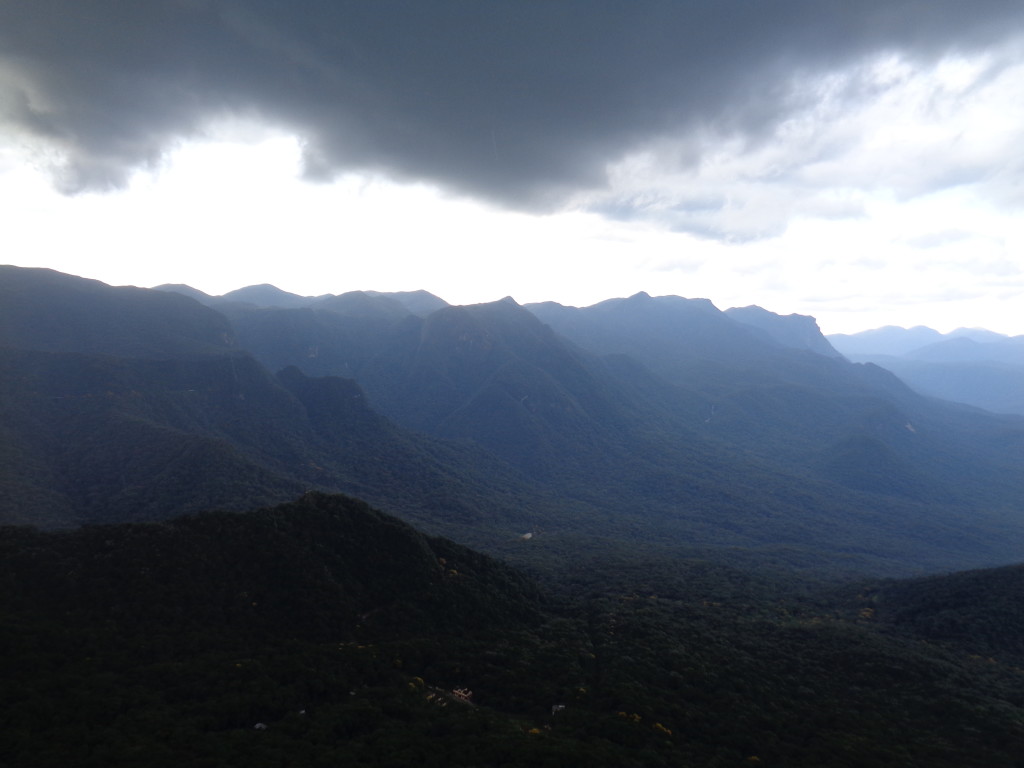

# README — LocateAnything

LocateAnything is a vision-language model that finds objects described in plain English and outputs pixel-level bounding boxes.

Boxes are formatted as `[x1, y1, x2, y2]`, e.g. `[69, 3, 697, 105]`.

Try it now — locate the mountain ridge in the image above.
[6, 267, 1024, 577]
[830, 324, 1024, 414]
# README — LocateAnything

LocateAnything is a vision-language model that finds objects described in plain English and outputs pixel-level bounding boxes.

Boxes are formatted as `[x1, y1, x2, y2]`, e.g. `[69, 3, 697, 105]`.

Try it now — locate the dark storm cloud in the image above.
[1, 0, 1021, 207]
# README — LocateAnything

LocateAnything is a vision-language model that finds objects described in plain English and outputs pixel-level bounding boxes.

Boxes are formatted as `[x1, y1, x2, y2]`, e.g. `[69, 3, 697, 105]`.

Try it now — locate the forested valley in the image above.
[4, 266, 1024, 766]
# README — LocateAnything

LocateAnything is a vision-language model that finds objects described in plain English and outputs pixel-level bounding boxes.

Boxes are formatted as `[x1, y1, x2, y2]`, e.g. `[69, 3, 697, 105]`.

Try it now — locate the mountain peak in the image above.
[314, 291, 412, 321]
[220, 284, 312, 308]
[152, 283, 212, 302]
[725, 305, 841, 358]
[364, 290, 449, 316]
[458, 296, 525, 314]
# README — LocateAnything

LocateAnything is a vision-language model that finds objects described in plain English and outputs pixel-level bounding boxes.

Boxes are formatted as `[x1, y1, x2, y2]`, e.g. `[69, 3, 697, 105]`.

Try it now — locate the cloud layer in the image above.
[3, 0, 1023, 236]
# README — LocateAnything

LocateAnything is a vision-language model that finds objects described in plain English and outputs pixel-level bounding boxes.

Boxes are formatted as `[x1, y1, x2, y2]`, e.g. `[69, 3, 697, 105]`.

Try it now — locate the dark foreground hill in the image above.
[866, 562, 1024, 663]
[3, 493, 1024, 767]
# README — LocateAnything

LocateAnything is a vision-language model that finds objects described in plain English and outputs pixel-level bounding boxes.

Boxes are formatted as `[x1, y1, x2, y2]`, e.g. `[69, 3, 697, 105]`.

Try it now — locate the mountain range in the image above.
[7, 265, 1024, 765]
[829, 327, 1024, 416]
[4, 265, 1024, 576]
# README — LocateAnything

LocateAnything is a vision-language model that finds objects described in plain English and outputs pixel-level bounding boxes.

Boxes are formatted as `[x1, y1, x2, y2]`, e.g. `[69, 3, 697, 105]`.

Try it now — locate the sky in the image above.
[2, 1, 1023, 336]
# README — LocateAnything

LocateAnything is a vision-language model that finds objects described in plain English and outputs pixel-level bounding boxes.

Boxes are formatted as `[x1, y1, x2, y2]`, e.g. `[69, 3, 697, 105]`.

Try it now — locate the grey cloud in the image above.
[2, 0, 1022, 208]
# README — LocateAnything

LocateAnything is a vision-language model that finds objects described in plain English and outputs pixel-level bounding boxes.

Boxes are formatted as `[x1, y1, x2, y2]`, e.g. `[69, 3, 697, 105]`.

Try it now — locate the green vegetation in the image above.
[4, 493, 1024, 767]
[6, 267, 1024, 764]
[6, 265, 1024, 576]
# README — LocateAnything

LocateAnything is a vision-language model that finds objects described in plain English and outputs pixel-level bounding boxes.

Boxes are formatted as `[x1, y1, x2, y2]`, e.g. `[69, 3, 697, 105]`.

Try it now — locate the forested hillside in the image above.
[5, 266, 1024, 576]
[3, 493, 1024, 767]
[0, 268, 565, 546]
[6, 267, 1024, 765]
[199, 277, 1024, 575]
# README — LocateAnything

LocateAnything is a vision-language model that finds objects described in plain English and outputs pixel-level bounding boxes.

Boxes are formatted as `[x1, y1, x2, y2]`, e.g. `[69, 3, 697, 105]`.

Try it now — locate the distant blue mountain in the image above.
[829, 326, 1024, 415]
[828, 326, 1009, 357]
[366, 289, 449, 316]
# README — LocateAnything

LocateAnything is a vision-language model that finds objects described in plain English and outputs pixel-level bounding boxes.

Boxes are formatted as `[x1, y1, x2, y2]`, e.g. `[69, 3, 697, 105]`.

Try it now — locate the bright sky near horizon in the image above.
[2, 2, 1023, 336]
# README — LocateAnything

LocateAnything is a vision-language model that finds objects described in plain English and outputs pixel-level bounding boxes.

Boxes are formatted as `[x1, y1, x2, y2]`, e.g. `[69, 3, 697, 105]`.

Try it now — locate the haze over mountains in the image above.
[5, 265, 1024, 576]
[829, 327, 1024, 416]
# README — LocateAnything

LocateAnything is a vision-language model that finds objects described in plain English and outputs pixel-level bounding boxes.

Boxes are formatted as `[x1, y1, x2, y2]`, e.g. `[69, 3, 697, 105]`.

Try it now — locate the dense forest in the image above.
[5, 267, 1024, 576]
[5, 266, 1024, 765]
[5, 493, 1024, 767]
